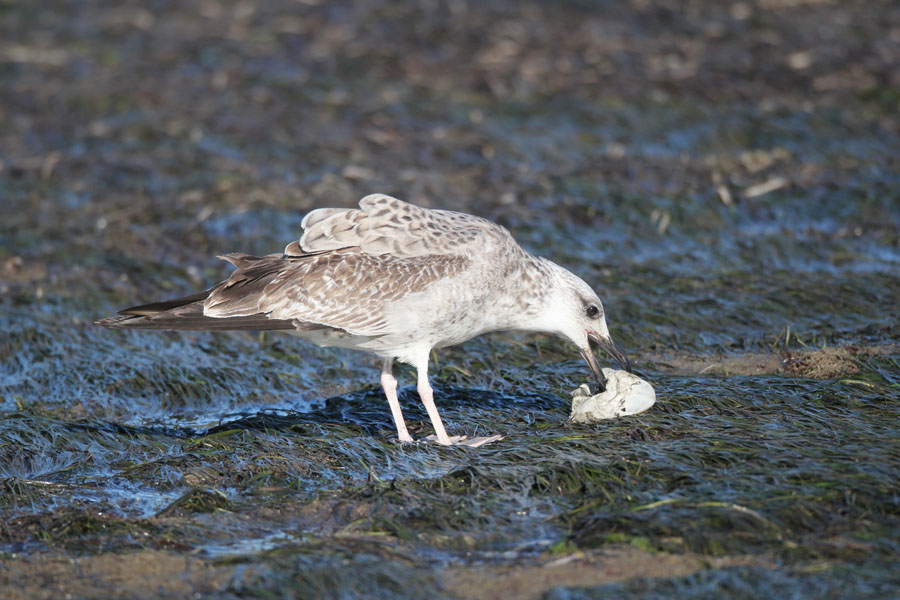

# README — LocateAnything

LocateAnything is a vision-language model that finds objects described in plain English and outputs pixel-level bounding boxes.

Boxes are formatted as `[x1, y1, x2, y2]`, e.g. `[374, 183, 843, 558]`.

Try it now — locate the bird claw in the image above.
[418, 434, 503, 448]
[455, 434, 504, 447]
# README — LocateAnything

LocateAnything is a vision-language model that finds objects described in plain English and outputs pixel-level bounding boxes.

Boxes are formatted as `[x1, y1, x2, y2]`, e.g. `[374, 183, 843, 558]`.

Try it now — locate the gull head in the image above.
[536, 263, 631, 391]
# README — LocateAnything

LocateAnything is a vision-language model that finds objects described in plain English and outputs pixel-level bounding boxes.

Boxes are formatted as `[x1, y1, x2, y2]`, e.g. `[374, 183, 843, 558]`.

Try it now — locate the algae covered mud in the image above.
[1, 0, 899, 598]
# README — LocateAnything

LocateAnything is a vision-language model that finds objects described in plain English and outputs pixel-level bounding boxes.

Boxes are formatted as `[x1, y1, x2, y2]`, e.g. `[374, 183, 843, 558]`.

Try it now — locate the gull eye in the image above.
[586, 304, 600, 319]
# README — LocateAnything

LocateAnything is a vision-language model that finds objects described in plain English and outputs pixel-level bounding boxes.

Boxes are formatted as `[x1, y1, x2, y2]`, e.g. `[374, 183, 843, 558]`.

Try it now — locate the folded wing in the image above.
[100, 196, 497, 336]
[205, 250, 469, 336]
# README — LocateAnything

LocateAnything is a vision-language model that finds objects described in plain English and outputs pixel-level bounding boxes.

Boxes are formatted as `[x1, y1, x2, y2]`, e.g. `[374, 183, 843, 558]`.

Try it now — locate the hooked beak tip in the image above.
[588, 331, 631, 373]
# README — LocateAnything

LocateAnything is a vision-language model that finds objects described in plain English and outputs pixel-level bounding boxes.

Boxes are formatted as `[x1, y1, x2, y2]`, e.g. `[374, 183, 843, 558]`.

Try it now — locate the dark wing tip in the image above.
[115, 290, 213, 316]
[96, 315, 139, 328]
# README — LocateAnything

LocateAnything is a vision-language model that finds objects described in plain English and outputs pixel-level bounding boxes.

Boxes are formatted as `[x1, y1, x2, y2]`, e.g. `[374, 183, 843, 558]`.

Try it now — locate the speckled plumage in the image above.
[98, 194, 628, 447]
[204, 194, 557, 365]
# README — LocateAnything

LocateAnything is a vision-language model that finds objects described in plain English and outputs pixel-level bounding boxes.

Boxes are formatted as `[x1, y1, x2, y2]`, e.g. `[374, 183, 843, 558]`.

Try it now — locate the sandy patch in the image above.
[650, 344, 897, 379]
[442, 545, 771, 600]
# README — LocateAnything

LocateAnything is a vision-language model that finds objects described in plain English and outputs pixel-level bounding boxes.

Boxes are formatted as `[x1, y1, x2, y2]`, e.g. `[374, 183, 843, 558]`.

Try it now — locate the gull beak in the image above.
[581, 330, 631, 393]
[579, 345, 608, 392]
[589, 330, 631, 373]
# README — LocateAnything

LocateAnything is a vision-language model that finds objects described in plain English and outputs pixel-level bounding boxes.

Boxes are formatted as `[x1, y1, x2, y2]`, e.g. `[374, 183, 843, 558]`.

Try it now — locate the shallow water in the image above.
[2, 0, 899, 598]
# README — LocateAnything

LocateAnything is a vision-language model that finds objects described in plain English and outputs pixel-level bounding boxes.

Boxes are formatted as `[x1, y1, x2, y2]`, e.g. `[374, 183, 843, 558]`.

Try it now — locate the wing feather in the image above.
[102, 197, 495, 338]
[296, 194, 511, 258]
[258, 252, 469, 336]
[200, 250, 466, 336]
[96, 285, 303, 332]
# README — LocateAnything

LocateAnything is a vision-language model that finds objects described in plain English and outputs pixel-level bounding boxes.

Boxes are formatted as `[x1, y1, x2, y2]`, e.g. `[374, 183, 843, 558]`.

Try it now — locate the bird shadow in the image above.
[63, 385, 566, 440]
[204, 384, 565, 437]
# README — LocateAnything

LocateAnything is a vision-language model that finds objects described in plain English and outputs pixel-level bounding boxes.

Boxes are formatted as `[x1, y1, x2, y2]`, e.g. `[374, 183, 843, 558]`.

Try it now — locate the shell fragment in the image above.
[570, 368, 656, 422]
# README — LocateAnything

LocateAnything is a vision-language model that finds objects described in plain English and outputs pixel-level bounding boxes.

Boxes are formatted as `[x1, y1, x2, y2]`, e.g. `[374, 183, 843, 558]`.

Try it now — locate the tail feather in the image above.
[96, 312, 298, 331]
[97, 252, 331, 333]
[97, 285, 298, 332]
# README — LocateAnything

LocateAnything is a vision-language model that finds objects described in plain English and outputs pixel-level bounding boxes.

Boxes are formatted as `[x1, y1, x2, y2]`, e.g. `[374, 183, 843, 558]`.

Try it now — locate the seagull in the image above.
[97, 194, 630, 447]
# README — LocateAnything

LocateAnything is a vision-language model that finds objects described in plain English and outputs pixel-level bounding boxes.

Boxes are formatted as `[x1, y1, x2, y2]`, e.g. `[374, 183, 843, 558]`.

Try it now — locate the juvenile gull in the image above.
[98, 194, 630, 446]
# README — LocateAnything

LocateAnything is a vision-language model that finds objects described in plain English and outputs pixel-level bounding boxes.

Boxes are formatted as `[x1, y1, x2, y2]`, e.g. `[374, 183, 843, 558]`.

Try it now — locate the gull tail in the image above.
[97, 252, 336, 333]
[99, 253, 313, 333]
[96, 288, 298, 332]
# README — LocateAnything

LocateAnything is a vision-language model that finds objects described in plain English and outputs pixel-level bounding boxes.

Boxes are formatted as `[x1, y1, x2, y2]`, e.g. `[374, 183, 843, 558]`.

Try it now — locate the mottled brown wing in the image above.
[294, 194, 511, 258]
[202, 252, 293, 318]
[204, 250, 469, 336]
[98, 253, 322, 332]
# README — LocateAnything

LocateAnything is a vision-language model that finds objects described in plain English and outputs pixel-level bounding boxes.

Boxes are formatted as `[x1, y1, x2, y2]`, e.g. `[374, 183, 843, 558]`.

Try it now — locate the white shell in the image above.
[570, 368, 656, 422]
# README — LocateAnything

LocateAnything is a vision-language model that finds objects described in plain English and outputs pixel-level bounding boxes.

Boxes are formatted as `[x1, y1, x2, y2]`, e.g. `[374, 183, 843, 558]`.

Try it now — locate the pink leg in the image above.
[416, 367, 451, 446]
[380, 358, 413, 443]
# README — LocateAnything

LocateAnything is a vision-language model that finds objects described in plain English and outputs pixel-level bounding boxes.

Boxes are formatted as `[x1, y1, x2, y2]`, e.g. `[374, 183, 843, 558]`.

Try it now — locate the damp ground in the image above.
[1, 1, 899, 598]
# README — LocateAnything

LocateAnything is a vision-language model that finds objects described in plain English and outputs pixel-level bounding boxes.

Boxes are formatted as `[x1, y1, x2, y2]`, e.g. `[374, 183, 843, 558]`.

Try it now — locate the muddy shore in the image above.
[2, 1, 899, 598]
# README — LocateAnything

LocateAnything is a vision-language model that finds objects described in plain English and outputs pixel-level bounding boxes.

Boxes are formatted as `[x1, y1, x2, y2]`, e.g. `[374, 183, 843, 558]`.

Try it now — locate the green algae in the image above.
[1, 0, 899, 597]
